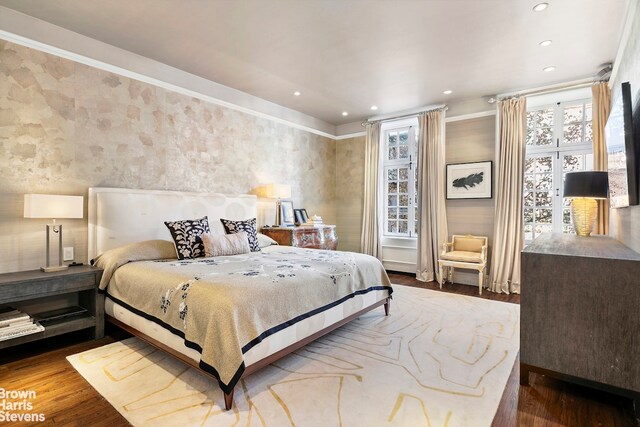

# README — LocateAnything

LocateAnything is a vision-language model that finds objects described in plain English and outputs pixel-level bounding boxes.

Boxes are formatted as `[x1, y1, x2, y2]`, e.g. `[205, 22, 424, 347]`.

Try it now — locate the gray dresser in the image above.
[521, 233, 640, 402]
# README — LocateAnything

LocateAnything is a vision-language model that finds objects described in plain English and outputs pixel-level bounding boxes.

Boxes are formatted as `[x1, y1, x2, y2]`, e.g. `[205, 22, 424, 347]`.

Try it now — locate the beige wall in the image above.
[0, 40, 336, 273]
[335, 136, 365, 252]
[610, 2, 640, 253]
[445, 116, 496, 285]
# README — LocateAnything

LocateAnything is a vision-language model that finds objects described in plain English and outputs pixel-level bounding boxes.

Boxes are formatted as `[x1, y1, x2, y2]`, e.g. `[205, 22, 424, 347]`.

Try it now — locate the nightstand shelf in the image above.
[0, 266, 104, 350]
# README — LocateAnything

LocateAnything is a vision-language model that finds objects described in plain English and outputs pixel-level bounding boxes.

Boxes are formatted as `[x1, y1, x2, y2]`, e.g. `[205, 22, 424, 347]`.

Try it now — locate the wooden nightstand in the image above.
[262, 225, 338, 250]
[0, 266, 104, 350]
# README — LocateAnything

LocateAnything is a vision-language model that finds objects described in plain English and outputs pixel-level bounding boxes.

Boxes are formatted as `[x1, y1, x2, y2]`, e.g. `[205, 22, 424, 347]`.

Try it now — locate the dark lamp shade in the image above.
[563, 172, 609, 199]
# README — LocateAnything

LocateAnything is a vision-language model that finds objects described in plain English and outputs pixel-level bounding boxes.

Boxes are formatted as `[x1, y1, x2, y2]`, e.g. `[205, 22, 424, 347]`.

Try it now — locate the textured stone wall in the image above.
[0, 40, 336, 272]
[335, 136, 366, 252]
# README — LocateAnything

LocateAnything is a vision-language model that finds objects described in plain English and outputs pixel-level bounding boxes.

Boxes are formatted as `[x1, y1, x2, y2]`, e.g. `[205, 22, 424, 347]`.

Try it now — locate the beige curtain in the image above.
[361, 122, 381, 258]
[416, 109, 448, 282]
[592, 82, 611, 235]
[489, 97, 526, 294]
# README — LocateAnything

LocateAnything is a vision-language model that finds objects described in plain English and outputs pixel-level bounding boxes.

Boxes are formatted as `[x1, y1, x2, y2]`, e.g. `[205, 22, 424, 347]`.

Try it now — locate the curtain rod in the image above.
[361, 105, 448, 127]
[495, 78, 607, 102]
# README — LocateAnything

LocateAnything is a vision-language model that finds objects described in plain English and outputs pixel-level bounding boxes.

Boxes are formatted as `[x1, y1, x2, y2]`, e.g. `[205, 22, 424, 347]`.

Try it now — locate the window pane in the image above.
[564, 123, 583, 144]
[563, 154, 583, 172]
[525, 158, 535, 174]
[388, 195, 397, 207]
[399, 168, 409, 181]
[399, 195, 409, 206]
[584, 122, 593, 143]
[388, 132, 397, 145]
[388, 208, 397, 219]
[399, 130, 409, 144]
[535, 224, 553, 235]
[535, 208, 553, 224]
[399, 207, 408, 219]
[399, 181, 408, 193]
[539, 108, 554, 126]
[563, 225, 575, 234]
[524, 191, 534, 207]
[535, 191, 553, 207]
[564, 105, 583, 123]
[584, 104, 592, 121]
[536, 156, 552, 173]
[536, 174, 553, 190]
[399, 145, 409, 159]
[398, 221, 408, 234]
[563, 208, 571, 225]
[536, 128, 553, 146]
[524, 175, 535, 190]
[388, 168, 397, 180]
[526, 129, 536, 146]
[388, 221, 397, 233]
[388, 146, 397, 160]
[524, 209, 533, 223]
[524, 224, 533, 241]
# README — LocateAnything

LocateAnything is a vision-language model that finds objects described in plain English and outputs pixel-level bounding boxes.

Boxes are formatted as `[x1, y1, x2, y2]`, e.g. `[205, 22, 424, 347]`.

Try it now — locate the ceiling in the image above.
[0, 0, 630, 125]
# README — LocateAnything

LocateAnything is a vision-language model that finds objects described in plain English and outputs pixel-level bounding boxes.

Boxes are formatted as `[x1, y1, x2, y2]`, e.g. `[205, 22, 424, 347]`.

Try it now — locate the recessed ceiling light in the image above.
[443, 90, 453, 95]
[370, 105, 378, 111]
[543, 66, 556, 72]
[342, 111, 349, 116]
[539, 40, 552, 47]
[533, 2, 548, 12]
[293, 91, 301, 96]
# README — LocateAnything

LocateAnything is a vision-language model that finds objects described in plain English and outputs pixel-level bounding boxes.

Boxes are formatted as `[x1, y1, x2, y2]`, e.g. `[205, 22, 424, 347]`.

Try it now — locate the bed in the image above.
[88, 187, 393, 410]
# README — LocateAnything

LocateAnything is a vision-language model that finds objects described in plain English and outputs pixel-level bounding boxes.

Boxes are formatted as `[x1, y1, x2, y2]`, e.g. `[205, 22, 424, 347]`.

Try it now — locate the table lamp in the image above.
[24, 194, 84, 272]
[266, 184, 291, 226]
[562, 172, 609, 237]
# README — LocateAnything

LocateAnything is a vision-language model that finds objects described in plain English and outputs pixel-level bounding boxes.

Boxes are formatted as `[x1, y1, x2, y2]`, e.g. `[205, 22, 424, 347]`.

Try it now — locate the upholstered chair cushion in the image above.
[453, 236, 484, 253]
[440, 250, 483, 263]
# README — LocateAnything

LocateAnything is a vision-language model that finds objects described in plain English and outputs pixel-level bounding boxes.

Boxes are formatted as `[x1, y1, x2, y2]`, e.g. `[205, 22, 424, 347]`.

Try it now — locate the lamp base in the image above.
[570, 197, 597, 237]
[41, 265, 69, 273]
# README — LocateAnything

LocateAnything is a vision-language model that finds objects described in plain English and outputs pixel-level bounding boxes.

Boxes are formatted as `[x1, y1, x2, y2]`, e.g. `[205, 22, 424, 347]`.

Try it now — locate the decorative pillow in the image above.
[164, 216, 211, 259]
[257, 232, 278, 248]
[220, 218, 260, 252]
[202, 232, 251, 257]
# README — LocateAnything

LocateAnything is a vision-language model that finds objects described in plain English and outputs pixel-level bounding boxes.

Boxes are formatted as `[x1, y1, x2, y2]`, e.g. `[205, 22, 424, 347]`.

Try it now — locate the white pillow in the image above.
[257, 232, 278, 248]
[202, 232, 251, 257]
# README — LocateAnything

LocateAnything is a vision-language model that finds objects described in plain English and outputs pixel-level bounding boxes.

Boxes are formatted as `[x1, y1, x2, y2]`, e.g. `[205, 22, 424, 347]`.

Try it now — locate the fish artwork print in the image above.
[453, 172, 484, 190]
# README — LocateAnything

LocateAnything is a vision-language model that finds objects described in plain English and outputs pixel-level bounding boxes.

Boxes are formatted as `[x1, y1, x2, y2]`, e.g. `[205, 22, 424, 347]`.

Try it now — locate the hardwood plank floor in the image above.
[0, 274, 635, 426]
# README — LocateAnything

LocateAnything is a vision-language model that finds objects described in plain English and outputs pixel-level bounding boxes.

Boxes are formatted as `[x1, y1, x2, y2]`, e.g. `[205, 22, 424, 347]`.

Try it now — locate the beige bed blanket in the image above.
[94, 244, 392, 393]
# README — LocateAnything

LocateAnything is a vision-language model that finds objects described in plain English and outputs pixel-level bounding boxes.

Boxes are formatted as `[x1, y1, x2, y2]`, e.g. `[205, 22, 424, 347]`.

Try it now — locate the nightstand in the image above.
[261, 225, 338, 250]
[0, 266, 104, 350]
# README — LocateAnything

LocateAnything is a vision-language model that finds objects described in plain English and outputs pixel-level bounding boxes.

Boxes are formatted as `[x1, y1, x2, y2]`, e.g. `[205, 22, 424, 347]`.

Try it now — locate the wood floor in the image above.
[0, 274, 636, 426]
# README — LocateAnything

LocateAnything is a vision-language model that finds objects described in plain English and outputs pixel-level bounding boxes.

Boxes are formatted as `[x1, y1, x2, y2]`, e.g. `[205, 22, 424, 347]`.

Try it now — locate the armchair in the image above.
[438, 234, 488, 295]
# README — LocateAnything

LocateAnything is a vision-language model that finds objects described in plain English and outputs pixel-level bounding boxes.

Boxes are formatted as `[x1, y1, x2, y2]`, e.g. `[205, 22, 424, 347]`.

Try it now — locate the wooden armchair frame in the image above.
[438, 234, 488, 295]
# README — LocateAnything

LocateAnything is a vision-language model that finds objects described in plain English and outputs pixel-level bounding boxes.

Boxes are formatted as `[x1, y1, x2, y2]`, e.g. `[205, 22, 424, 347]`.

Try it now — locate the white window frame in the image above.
[380, 119, 418, 238]
[524, 97, 593, 243]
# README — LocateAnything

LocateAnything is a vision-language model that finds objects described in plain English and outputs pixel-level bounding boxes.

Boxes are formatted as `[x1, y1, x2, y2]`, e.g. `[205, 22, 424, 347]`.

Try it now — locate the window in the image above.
[524, 99, 593, 242]
[382, 125, 418, 237]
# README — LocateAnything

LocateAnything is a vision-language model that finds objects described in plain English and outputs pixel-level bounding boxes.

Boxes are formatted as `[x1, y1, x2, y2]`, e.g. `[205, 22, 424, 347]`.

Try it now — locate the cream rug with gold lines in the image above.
[67, 285, 519, 426]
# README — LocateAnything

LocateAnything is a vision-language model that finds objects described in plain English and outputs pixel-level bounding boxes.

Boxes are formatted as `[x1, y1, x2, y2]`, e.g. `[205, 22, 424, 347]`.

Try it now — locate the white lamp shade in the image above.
[266, 184, 291, 199]
[24, 194, 84, 219]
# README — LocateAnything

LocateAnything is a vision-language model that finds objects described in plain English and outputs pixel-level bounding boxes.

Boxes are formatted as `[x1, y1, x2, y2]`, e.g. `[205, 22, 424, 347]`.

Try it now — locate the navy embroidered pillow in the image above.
[220, 218, 260, 252]
[164, 216, 211, 259]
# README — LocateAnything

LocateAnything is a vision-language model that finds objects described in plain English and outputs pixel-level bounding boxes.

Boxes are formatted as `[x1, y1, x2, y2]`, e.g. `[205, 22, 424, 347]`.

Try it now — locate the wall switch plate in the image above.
[63, 247, 74, 261]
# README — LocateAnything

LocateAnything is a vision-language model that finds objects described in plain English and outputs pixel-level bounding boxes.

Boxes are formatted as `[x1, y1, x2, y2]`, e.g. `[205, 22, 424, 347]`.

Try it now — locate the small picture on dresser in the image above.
[294, 209, 304, 226]
[300, 209, 309, 224]
[280, 200, 295, 226]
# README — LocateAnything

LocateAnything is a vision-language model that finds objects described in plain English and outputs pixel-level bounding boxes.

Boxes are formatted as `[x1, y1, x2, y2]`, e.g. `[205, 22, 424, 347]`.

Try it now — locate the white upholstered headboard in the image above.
[88, 187, 258, 261]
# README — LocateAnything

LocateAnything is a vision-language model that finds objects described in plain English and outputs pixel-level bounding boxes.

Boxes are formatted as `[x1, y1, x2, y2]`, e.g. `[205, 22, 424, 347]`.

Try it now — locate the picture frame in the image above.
[279, 200, 295, 226]
[293, 209, 304, 225]
[300, 209, 309, 224]
[446, 161, 492, 199]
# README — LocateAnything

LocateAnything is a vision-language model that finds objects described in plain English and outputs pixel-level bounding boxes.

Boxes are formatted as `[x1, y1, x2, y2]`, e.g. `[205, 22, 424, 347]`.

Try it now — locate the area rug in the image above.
[67, 285, 519, 426]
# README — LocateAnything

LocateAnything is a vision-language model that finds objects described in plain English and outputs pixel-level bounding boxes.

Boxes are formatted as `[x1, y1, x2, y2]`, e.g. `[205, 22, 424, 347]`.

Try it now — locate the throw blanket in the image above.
[94, 243, 392, 394]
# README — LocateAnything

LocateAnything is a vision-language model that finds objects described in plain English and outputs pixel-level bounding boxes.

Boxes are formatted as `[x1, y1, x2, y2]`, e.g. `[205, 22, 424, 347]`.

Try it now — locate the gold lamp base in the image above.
[570, 197, 597, 237]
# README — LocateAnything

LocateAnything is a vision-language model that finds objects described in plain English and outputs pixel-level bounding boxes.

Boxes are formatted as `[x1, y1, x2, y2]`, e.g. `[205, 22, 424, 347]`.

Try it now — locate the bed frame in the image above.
[89, 187, 391, 410]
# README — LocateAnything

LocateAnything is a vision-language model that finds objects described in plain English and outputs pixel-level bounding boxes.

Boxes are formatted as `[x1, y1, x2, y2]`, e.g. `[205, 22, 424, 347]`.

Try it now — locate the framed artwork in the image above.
[300, 209, 309, 223]
[280, 200, 295, 226]
[446, 161, 492, 199]
[293, 209, 304, 225]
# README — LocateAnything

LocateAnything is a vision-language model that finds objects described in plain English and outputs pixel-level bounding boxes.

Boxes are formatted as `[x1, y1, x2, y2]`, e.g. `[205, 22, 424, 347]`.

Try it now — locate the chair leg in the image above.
[478, 269, 483, 295]
[438, 265, 443, 289]
[448, 267, 453, 284]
